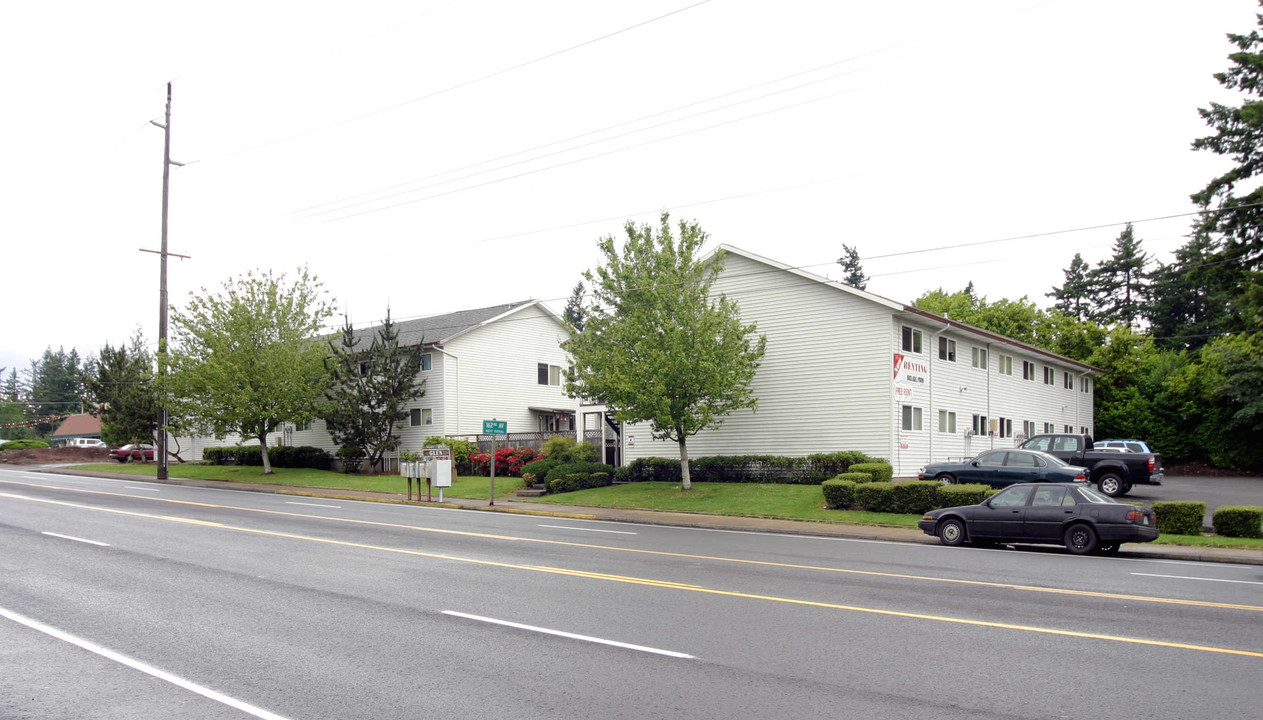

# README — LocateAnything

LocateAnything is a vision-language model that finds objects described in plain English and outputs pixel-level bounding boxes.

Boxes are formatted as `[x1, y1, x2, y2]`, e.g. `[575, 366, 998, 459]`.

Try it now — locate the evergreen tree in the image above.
[1088, 224, 1149, 328]
[563, 281, 586, 331]
[1048, 253, 1095, 322]
[83, 330, 158, 446]
[1145, 231, 1232, 350]
[25, 347, 85, 425]
[837, 244, 869, 290]
[1191, 9, 1263, 333]
[323, 310, 427, 472]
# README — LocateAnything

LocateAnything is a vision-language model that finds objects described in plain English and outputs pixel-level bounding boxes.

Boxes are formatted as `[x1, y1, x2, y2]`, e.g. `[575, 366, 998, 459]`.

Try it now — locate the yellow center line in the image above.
[4, 479, 1262, 616]
[6, 488, 1262, 660]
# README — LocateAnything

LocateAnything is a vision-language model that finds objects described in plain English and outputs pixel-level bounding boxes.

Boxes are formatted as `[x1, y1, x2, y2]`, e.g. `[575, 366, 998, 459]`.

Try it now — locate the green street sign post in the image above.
[483, 419, 507, 505]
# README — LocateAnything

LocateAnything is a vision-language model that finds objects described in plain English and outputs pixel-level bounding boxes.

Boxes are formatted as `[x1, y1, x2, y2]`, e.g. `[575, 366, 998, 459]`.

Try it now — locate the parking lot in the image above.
[1121, 474, 1263, 528]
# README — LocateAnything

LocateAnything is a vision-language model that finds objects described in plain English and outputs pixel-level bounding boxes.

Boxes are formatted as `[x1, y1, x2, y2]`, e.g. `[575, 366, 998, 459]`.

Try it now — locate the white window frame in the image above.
[538, 363, 563, 386]
[998, 354, 1013, 376]
[1081, 377, 1091, 394]
[410, 408, 434, 426]
[420, 353, 432, 372]
[971, 346, 988, 370]
[1022, 360, 1036, 381]
[938, 337, 956, 362]
[938, 409, 956, 434]
[1063, 371, 1073, 390]
[901, 326, 923, 354]
[1043, 366, 1055, 385]
[972, 414, 988, 435]
[901, 404, 923, 431]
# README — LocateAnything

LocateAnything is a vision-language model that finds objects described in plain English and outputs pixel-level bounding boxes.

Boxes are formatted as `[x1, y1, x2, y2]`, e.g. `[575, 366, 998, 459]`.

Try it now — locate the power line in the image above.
[195, 0, 715, 163]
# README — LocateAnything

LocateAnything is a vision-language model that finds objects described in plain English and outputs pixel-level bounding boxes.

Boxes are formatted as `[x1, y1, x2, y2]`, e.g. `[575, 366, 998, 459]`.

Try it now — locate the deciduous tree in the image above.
[564, 213, 766, 490]
[169, 268, 334, 474]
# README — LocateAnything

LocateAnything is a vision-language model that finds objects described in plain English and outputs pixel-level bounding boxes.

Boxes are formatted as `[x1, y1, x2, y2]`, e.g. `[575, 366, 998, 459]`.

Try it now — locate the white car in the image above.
[66, 438, 107, 448]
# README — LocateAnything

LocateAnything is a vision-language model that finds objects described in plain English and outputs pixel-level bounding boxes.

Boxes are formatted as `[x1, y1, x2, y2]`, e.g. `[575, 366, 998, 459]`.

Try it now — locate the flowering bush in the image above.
[467, 446, 542, 477]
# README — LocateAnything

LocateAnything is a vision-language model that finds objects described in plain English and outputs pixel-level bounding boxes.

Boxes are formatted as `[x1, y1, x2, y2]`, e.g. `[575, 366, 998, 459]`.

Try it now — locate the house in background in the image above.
[177, 300, 577, 463]
[619, 245, 1099, 477]
[50, 413, 104, 447]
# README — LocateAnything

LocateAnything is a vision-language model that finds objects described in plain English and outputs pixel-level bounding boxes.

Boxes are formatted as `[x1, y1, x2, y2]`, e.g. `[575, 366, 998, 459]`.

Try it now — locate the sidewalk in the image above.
[41, 466, 1263, 566]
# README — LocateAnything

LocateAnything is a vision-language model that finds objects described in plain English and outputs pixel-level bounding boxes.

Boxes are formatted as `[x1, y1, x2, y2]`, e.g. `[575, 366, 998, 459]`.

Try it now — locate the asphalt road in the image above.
[1124, 474, 1263, 527]
[2, 467, 1261, 719]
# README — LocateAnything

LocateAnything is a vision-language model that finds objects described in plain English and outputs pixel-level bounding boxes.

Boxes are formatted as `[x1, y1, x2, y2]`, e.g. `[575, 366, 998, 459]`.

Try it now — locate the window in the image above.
[1031, 485, 1069, 507]
[989, 485, 1033, 507]
[1063, 372, 1074, 390]
[537, 363, 562, 386]
[971, 347, 988, 370]
[1063, 424, 1073, 433]
[1081, 377, 1091, 394]
[410, 409, 432, 426]
[1022, 420, 1036, 438]
[358, 361, 369, 377]
[1023, 435, 1050, 452]
[1043, 366, 1055, 385]
[972, 414, 988, 435]
[938, 410, 956, 433]
[296, 419, 312, 432]
[1051, 435, 1080, 452]
[1005, 451, 1038, 468]
[998, 354, 1013, 375]
[901, 326, 922, 353]
[938, 337, 956, 362]
[997, 417, 1012, 438]
[1022, 360, 1036, 381]
[1043, 422, 1055, 433]
[901, 404, 923, 431]
[420, 353, 432, 372]
[977, 450, 1006, 466]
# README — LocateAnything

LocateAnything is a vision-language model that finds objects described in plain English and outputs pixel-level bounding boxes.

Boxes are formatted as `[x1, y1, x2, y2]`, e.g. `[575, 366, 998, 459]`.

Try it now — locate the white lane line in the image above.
[443, 611, 693, 659]
[41, 532, 110, 547]
[538, 524, 637, 535]
[124, 486, 160, 492]
[0, 606, 292, 720]
[284, 502, 342, 509]
[1132, 572, 1263, 586]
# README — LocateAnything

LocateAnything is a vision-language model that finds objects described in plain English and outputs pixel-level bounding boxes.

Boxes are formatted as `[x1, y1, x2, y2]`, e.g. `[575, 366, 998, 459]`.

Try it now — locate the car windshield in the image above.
[1074, 486, 1119, 504]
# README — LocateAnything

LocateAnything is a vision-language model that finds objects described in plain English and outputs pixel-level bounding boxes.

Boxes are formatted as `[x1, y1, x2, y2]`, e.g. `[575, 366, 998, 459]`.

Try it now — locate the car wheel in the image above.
[116, 457, 129, 464]
[936, 473, 956, 485]
[937, 518, 967, 547]
[1096, 473, 1124, 497]
[1064, 524, 1098, 555]
[1097, 543, 1121, 555]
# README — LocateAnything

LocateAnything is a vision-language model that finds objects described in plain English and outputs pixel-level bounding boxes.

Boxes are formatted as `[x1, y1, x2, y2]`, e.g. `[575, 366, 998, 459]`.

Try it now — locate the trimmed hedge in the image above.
[938, 483, 992, 508]
[853, 481, 898, 513]
[821, 479, 857, 509]
[1212, 505, 1263, 538]
[546, 469, 614, 494]
[203, 445, 333, 470]
[521, 458, 562, 483]
[1152, 501, 1206, 535]
[829, 471, 874, 484]
[620, 452, 882, 484]
[0, 439, 51, 450]
[849, 462, 893, 483]
[892, 480, 942, 514]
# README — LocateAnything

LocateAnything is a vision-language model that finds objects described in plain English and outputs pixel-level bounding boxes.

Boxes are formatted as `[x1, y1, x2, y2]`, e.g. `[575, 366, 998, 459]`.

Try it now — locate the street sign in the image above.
[422, 447, 451, 459]
[483, 420, 507, 435]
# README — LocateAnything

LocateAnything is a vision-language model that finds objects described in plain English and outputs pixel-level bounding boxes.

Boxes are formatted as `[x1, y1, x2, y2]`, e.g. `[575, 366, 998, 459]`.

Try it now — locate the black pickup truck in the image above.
[1018, 434, 1163, 497]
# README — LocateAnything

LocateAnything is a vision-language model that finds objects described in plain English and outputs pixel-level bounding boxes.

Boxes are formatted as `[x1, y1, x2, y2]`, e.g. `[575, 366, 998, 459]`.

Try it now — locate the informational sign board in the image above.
[483, 419, 507, 435]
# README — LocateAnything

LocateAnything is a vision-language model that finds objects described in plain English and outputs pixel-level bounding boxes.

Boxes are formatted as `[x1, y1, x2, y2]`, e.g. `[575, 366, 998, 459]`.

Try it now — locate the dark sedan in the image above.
[918, 483, 1160, 554]
[918, 448, 1087, 487]
[109, 443, 155, 463]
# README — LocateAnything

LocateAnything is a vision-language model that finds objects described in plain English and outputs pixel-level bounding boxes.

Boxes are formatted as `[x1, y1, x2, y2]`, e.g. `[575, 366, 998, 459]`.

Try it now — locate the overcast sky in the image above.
[2, 1, 1256, 376]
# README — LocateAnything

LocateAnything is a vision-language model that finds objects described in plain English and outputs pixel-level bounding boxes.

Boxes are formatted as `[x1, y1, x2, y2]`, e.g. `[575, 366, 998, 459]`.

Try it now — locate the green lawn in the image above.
[67, 463, 1263, 548]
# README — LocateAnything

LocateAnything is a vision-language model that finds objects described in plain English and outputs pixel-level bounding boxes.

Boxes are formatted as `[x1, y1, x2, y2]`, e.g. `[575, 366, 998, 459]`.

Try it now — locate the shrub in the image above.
[520, 458, 562, 482]
[892, 481, 941, 514]
[853, 481, 898, 513]
[547, 472, 587, 494]
[1212, 505, 1263, 538]
[938, 484, 991, 508]
[423, 437, 477, 471]
[829, 471, 873, 485]
[544, 461, 614, 483]
[849, 462, 893, 483]
[620, 452, 883, 484]
[0, 439, 51, 450]
[337, 444, 364, 474]
[1152, 501, 1206, 535]
[468, 447, 542, 477]
[540, 435, 598, 463]
[821, 479, 857, 509]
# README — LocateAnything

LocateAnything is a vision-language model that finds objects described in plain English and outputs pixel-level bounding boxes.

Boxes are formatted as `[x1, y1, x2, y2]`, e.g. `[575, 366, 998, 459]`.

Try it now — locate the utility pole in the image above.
[144, 83, 189, 480]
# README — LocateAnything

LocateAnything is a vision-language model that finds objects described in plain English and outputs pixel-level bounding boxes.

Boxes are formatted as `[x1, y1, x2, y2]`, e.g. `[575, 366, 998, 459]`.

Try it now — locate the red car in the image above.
[109, 443, 155, 463]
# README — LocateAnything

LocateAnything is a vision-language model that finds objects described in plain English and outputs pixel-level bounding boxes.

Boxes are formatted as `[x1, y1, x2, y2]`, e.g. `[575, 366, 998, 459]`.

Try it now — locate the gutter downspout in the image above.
[431, 345, 460, 434]
[986, 342, 993, 450]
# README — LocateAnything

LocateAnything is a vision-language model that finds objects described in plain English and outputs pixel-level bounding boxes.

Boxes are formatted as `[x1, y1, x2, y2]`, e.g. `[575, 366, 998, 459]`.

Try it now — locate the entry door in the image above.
[969, 485, 1033, 538]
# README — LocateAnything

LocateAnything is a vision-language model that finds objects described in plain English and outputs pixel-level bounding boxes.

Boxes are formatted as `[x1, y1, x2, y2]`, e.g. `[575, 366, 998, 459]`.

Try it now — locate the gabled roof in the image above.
[709, 244, 1101, 374]
[340, 300, 564, 349]
[50, 413, 102, 439]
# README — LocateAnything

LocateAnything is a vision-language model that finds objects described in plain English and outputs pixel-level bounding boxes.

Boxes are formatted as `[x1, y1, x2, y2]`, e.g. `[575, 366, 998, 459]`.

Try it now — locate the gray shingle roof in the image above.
[341, 301, 536, 348]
